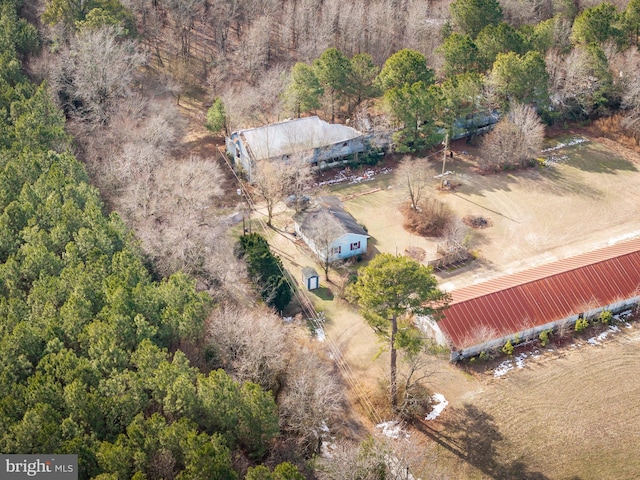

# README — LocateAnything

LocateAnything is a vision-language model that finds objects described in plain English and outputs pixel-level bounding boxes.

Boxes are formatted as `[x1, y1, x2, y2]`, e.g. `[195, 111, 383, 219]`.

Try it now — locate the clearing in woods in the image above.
[267, 131, 640, 479]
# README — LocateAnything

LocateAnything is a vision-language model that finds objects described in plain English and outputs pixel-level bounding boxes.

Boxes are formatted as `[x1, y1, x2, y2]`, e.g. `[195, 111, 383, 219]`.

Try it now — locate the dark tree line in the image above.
[0, 2, 305, 477]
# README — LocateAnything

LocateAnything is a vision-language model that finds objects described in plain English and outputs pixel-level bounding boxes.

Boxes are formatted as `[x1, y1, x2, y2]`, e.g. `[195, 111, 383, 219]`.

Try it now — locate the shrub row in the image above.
[236, 233, 293, 311]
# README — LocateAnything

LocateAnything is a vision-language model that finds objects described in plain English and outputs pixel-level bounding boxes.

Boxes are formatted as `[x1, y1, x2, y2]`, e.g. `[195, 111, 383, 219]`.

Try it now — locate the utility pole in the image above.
[441, 132, 449, 190]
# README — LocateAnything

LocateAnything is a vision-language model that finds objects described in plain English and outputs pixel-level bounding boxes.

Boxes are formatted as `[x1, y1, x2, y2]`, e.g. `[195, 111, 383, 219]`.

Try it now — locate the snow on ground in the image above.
[542, 154, 569, 167]
[319, 421, 336, 458]
[541, 136, 588, 153]
[514, 352, 528, 369]
[315, 326, 326, 342]
[375, 420, 409, 439]
[494, 352, 528, 377]
[425, 393, 448, 421]
[613, 309, 633, 321]
[494, 360, 514, 378]
[613, 309, 635, 329]
[493, 316, 635, 376]
[315, 167, 393, 187]
[587, 325, 620, 345]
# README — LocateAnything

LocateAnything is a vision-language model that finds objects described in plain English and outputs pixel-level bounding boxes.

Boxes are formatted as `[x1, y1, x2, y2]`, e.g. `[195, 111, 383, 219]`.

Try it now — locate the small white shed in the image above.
[302, 267, 320, 290]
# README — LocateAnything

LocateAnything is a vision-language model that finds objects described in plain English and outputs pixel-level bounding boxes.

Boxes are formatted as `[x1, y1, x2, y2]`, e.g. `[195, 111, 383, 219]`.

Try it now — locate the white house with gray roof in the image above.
[226, 116, 367, 180]
[294, 197, 369, 263]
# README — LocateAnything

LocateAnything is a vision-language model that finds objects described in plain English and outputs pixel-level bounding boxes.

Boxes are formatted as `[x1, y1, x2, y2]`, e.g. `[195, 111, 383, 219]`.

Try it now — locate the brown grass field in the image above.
[264, 131, 640, 480]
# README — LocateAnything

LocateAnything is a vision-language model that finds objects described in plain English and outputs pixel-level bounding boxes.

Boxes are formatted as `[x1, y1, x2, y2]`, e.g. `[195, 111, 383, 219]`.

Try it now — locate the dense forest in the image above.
[3, 0, 640, 478]
[0, 0, 348, 478]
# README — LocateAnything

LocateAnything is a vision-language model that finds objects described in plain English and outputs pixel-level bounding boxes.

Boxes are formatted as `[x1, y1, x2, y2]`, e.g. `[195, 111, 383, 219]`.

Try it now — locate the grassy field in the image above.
[267, 132, 640, 480]
[334, 134, 640, 291]
[420, 322, 640, 480]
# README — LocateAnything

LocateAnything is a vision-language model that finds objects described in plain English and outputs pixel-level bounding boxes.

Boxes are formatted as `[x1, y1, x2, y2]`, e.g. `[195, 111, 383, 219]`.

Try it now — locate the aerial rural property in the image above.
[4, 0, 640, 478]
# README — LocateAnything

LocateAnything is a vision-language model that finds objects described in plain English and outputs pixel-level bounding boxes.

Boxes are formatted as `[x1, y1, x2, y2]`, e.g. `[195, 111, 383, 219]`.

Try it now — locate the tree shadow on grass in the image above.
[414, 404, 552, 480]
[311, 286, 334, 301]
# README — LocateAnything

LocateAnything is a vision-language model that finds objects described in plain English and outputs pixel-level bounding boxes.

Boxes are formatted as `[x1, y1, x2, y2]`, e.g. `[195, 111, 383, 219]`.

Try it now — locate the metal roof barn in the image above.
[436, 238, 640, 358]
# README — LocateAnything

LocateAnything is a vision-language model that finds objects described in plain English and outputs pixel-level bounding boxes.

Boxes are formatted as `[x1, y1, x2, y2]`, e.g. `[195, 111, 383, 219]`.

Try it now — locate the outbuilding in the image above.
[226, 116, 367, 181]
[302, 267, 320, 291]
[421, 238, 640, 361]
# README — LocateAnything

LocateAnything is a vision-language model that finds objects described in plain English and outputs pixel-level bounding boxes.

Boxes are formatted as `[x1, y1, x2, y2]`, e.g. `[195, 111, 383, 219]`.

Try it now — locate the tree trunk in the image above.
[390, 314, 398, 410]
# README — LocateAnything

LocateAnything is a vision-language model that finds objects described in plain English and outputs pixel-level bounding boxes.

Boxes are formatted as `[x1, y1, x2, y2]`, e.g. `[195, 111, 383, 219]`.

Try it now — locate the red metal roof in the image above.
[439, 238, 640, 350]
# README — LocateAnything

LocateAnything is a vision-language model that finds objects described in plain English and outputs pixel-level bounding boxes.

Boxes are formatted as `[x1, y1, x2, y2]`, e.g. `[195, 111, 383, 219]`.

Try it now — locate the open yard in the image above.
[263, 131, 640, 479]
[418, 321, 640, 480]
[333, 133, 640, 291]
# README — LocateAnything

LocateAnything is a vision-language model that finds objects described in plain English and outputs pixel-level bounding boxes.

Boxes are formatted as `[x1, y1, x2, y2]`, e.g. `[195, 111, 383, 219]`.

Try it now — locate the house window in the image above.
[350, 241, 361, 251]
[331, 246, 342, 255]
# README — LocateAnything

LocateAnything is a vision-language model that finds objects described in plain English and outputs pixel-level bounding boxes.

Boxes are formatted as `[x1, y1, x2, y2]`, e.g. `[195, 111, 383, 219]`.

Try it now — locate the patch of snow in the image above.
[613, 309, 633, 321]
[514, 353, 528, 369]
[626, 322, 633, 329]
[315, 327, 326, 342]
[588, 325, 622, 346]
[315, 166, 393, 187]
[375, 420, 408, 439]
[425, 393, 448, 421]
[494, 360, 514, 377]
[540, 137, 588, 153]
[320, 421, 330, 433]
[542, 154, 569, 167]
[283, 316, 294, 323]
[434, 170, 454, 179]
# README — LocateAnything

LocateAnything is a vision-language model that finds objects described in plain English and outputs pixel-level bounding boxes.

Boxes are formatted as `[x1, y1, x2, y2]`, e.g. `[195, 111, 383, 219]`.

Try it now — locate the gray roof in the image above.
[295, 197, 369, 238]
[238, 116, 362, 161]
[302, 267, 319, 279]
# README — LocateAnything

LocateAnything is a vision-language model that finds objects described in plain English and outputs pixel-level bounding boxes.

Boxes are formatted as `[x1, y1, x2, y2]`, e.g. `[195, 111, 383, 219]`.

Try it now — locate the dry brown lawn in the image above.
[337, 134, 640, 291]
[263, 132, 640, 479]
[419, 323, 640, 480]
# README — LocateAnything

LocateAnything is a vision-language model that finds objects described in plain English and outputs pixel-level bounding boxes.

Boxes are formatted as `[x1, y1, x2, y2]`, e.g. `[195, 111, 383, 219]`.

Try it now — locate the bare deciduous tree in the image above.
[402, 196, 454, 237]
[133, 155, 244, 293]
[303, 208, 345, 281]
[395, 156, 435, 210]
[317, 434, 445, 480]
[481, 103, 544, 171]
[609, 48, 640, 139]
[396, 339, 444, 420]
[443, 217, 470, 249]
[207, 303, 290, 392]
[51, 26, 146, 127]
[316, 439, 391, 480]
[166, 0, 204, 57]
[251, 155, 312, 227]
[251, 160, 287, 227]
[279, 347, 344, 456]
